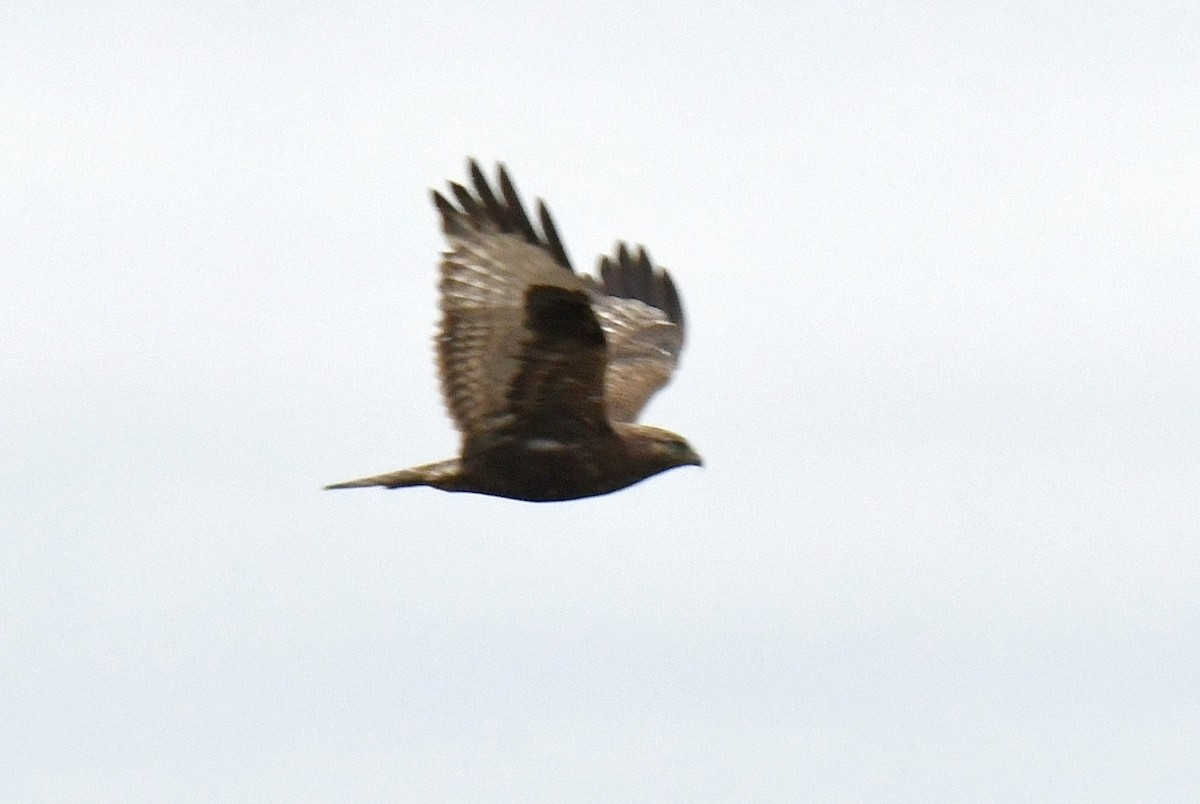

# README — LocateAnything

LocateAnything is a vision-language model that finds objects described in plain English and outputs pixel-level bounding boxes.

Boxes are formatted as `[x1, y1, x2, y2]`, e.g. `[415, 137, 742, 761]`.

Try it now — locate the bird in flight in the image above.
[326, 160, 700, 501]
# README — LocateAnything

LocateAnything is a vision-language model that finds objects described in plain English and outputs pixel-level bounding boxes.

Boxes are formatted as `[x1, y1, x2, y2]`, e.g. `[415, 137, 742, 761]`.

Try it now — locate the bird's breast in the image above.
[459, 433, 632, 501]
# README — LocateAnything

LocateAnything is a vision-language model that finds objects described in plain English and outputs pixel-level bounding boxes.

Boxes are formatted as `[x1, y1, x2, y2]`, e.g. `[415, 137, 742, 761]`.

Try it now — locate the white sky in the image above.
[3, 1, 1199, 800]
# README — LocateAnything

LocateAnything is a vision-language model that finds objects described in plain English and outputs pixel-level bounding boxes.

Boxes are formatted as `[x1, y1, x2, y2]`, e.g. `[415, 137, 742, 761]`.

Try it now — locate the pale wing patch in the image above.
[593, 296, 683, 422]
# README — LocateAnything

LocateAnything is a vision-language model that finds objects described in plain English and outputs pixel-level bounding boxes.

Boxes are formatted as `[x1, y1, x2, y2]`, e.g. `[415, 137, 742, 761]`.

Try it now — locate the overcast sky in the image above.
[3, 1, 1199, 800]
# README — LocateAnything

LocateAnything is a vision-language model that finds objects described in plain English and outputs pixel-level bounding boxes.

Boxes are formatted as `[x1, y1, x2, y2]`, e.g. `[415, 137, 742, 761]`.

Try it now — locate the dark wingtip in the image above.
[432, 189, 462, 234]
[597, 241, 686, 331]
[498, 165, 539, 243]
[656, 270, 684, 329]
[435, 159, 573, 271]
[539, 200, 571, 269]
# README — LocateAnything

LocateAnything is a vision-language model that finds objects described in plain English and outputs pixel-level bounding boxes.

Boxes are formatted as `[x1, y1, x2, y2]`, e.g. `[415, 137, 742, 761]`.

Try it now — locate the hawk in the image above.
[326, 160, 700, 502]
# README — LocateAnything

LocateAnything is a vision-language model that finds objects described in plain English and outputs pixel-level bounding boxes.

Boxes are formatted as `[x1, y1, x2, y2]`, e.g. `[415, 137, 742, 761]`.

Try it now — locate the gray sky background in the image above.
[3, 1, 1199, 800]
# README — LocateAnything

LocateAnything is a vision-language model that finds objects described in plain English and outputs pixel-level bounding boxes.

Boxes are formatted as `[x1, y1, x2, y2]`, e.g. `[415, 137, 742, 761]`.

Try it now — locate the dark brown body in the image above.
[452, 425, 691, 502]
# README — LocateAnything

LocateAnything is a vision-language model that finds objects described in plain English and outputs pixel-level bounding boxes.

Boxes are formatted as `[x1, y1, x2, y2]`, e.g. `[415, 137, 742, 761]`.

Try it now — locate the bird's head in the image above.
[614, 422, 703, 476]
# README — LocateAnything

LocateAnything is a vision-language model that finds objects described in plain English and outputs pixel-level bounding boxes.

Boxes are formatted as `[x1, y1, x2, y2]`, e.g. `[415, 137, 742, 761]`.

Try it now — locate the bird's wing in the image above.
[434, 161, 606, 441]
[505, 284, 609, 440]
[587, 244, 686, 423]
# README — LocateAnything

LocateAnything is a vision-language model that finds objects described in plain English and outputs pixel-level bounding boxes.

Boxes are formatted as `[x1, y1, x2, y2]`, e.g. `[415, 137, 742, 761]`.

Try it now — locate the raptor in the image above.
[327, 160, 700, 501]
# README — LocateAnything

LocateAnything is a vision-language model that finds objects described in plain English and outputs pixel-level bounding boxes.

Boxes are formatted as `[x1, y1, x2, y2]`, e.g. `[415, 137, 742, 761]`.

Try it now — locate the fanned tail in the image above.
[324, 459, 462, 491]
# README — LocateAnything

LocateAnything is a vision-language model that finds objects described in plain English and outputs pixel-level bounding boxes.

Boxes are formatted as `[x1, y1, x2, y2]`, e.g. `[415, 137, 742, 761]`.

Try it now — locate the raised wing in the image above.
[588, 244, 686, 422]
[434, 161, 595, 439]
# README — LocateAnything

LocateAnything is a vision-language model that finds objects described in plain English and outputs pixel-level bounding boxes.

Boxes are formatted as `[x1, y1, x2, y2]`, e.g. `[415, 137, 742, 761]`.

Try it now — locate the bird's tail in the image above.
[324, 459, 461, 491]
